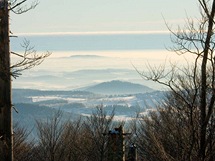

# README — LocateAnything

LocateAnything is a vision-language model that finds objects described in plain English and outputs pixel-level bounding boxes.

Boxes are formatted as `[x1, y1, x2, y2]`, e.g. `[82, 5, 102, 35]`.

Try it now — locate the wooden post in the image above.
[107, 126, 129, 161]
[127, 144, 137, 161]
[0, 0, 13, 161]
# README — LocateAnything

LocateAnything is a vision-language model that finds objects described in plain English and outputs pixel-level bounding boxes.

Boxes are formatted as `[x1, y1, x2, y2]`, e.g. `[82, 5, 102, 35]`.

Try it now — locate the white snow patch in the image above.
[31, 96, 61, 102]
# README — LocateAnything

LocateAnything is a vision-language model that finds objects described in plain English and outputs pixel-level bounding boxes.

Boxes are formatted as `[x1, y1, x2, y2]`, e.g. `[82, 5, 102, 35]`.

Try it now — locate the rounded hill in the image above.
[83, 80, 154, 95]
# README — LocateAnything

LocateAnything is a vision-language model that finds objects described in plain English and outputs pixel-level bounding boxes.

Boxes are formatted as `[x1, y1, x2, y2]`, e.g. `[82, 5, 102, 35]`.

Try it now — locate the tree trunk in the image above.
[0, 0, 13, 161]
[200, 0, 215, 160]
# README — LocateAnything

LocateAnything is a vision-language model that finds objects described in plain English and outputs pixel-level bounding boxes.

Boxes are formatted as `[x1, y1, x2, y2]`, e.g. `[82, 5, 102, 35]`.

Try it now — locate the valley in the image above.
[12, 80, 165, 133]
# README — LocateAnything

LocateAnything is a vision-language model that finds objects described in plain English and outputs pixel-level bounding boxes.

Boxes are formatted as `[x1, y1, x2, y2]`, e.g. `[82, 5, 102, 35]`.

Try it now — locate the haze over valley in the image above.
[11, 33, 192, 130]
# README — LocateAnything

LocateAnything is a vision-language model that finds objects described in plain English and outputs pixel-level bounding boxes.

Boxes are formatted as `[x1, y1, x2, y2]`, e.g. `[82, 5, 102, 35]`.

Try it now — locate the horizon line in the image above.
[14, 30, 171, 36]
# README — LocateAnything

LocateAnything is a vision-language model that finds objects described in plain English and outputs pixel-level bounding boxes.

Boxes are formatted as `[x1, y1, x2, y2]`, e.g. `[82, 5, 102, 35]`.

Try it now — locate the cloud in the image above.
[15, 30, 170, 36]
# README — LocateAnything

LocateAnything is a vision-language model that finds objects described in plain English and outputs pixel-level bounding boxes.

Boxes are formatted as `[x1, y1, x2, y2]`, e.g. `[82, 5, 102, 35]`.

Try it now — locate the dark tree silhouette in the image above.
[0, 1, 50, 161]
[135, 0, 215, 161]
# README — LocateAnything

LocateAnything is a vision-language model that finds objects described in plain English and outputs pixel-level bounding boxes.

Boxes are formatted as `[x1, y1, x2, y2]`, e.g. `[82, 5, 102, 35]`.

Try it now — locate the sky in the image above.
[10, 0, 199, 35]
[10, 0, 200, 90]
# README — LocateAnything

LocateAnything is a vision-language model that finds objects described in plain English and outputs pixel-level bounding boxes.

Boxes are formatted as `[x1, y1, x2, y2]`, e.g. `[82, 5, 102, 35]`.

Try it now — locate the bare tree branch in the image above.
[9, 0, 39, 14]
[135, 1, 215, 160]
[10, 39, 51, 78]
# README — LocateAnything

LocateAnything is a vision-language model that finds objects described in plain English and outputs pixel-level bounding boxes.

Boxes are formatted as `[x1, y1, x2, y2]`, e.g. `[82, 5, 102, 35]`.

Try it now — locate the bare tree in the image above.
[13, 122, 35, 161]
[83, 105, 115, 161]
[9, 0, 51, 78]
[22, 107, 129, 161]
[0, 1, 14, 161]
[35, 111, 69, 161]
[135, 0, 215, 161]
[134, 96, 203, 161]
[61, 118, 89, 161]
[0, 1, 50, 160]
[35, 105, 117, 161]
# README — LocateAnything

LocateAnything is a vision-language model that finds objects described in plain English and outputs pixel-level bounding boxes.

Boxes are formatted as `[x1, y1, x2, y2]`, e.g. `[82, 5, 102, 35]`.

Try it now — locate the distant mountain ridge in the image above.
[80, 80, 154, 95]
[70, 55, 106, 58]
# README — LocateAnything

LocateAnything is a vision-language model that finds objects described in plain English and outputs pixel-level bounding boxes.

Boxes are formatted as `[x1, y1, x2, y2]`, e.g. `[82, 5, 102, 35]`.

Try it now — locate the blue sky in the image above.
[10, 0, 199, 34]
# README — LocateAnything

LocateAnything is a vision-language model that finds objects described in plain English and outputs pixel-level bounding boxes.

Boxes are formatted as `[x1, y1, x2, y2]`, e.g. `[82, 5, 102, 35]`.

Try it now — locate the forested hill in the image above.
[81, 80, 154, 95]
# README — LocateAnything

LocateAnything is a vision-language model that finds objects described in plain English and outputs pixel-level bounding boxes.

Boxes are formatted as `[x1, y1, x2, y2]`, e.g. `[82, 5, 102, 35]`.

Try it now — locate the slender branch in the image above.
[10, 39, 51, 78]
[9, 0, 39, 14]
